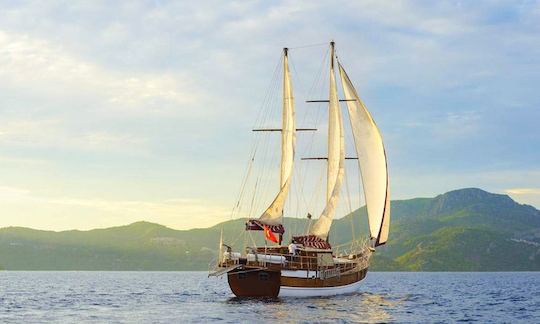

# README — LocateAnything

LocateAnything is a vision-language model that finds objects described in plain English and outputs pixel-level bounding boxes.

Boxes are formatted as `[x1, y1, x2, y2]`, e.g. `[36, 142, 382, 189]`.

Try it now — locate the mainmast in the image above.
[309, 42, 345, 240]
[326, 41, 341, 201]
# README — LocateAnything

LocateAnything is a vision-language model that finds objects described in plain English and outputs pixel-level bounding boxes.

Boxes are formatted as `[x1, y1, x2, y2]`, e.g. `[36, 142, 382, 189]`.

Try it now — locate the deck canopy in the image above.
[246, 219, 285, 234]
[292, 235, 332, 250]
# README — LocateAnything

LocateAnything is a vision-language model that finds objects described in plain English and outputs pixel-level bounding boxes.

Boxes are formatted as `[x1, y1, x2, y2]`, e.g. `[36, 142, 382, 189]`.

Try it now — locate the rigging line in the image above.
[307, 47, 330, 98]
[297, 48, 329, 211]
[229, 226, 247, 248]
[287, 51, 313, 221]
[303, 52, 330, 218]
[250, 152, 266, 216]
[310, 49, 331, 211]
[249, 56, 280, 186]
[235, 154, 255, 211]
[257, 58, 284, 215]
[290, 50, 314, 204]
[253, 90, 278, 215]
[251, 59, 282, 217]
[291, 164, 304, 236]
[288, 42, 329, 50]
[308, 163, 325, 220]
[248, 178, 259, 219]
[232, 143, 259, 219]
[290, 179, 300, 238]
[288, 54, 304, 95]
[260, 60, 282, 128]
[253, 142, 276, 216]
[298, 100, 323, 209]
[257, 138, 279, 214]
[243, 229, 248, 254]
[248, 230, 257, 249]
[233, 134, 261, 218]
[237, 53, 282, 219]
[290, 49, 328, 214]
[252, 54, 283, 129]
[344, 171, 356, 244]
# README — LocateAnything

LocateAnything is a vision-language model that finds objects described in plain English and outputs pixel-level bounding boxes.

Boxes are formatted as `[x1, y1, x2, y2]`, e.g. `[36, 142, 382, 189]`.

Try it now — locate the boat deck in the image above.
[219, 245, 371, 274]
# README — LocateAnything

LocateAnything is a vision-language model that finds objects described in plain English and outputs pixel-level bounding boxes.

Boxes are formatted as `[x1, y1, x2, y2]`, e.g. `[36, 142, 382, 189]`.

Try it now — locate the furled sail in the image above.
[310, 43, 345, 240]
[338, 62, 390, 246]
[259, 48, 296, 225]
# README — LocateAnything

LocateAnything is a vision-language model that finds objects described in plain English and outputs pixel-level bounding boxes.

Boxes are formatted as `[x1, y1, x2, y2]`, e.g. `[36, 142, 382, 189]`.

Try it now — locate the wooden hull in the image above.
[279, 268, 368, 297]
[227, 266, 368, 298]
[227, 267, 281, 298]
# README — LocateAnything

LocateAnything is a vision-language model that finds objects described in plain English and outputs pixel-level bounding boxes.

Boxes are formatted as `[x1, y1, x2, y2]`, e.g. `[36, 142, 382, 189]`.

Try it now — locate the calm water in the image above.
[1, 272, 539, 323]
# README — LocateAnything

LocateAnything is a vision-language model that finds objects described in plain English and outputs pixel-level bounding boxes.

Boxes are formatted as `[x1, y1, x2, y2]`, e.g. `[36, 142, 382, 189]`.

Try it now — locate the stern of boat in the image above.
[227, 266, 281, 298]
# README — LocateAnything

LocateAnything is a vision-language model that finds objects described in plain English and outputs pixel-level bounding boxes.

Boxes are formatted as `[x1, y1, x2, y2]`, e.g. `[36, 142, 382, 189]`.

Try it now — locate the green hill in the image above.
[0, 188, 539, 271]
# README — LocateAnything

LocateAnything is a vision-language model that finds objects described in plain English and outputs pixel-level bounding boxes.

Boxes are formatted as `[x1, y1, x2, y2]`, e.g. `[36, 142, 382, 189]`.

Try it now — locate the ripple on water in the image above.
[0, 272, 539, 323]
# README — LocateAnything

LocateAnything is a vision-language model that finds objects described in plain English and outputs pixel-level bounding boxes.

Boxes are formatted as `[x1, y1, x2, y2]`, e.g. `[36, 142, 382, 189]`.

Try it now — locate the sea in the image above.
[1, 271, 539, 323]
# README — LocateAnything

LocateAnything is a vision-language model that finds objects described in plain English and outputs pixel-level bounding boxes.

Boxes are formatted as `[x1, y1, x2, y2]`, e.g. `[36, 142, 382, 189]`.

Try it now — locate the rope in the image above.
[345, 165, 356, 244]
[288, 42, 329, 50]
[297, 48, 329, 215]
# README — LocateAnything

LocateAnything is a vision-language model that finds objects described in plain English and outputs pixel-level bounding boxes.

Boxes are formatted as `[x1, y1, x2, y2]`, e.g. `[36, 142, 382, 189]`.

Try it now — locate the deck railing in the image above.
[216, 240, 372, 277]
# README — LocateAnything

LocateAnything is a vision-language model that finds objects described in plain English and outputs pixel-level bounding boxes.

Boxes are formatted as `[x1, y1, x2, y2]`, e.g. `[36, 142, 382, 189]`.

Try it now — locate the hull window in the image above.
[259, 272, 269, 281]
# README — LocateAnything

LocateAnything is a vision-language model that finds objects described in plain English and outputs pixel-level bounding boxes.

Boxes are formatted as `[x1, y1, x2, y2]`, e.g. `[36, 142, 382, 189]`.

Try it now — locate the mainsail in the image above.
[259, 48, 296, 225]
[309, 42, 345, 240]
[338, 62, 390, 246]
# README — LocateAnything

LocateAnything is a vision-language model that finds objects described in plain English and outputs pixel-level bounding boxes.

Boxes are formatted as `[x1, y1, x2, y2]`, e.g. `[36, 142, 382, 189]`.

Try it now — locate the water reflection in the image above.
[223, 291, 396, 322]
[226, 296, 281, 304]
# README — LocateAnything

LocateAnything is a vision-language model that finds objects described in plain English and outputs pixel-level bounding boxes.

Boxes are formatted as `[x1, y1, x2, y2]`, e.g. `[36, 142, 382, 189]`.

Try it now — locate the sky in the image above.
[0, 0, 539, 231]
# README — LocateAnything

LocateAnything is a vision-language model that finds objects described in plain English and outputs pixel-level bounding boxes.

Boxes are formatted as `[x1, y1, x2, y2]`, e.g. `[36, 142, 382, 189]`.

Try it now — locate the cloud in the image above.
[435, 111, 481, 139]
[0, 118, 148, 154]
[0, 186, 230, 230]
[0, 30, 200, 115]
[505, 188, 540, 195]
[345, 1, 474, 35]
[45, 196, 230, 228]
[0, 0, 538, 230]
[505, 188, 540, 208]
[0, 186, 31, 201]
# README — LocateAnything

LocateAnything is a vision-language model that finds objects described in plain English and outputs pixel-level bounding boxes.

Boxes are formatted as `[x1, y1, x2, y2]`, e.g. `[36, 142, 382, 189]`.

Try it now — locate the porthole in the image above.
[259, 272, 269, 281]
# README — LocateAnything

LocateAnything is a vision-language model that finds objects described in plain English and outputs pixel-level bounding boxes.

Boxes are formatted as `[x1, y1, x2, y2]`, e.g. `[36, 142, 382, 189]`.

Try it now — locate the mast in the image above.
[309, 42, 345, 240]
[337, 61, 391, 246]
[326, 41, 340, 202]
[280, 48, 295, 188]
[258, 48, 296, 225]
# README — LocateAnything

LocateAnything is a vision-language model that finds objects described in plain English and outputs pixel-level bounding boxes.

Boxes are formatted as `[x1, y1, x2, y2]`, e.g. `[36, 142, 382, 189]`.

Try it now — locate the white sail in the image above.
[259, 48, 296, 225]
[326, 47, 341, 202]
[310, 43, 345, 240]
[338, 62, 390, 246]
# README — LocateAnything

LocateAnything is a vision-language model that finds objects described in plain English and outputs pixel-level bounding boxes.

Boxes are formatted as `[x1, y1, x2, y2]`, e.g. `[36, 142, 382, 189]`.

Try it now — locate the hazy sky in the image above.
[0, 1, 539, 231]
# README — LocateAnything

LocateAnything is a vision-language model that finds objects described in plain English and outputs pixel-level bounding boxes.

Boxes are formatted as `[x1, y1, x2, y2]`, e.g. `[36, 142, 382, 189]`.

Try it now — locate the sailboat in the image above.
[209, 42, 390, 297]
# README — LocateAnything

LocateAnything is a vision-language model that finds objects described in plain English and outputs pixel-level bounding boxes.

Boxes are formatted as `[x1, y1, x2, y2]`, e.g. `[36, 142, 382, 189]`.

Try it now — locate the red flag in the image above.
[264, 225, 278, 243]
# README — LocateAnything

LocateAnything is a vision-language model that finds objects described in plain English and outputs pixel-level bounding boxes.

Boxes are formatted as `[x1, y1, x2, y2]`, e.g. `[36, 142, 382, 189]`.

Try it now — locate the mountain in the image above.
[0, 188, 539, 271]
[374, 188, 540, 270]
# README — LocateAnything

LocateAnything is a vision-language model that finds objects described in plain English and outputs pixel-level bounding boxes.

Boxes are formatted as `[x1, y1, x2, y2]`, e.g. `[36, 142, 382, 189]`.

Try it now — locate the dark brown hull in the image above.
[227, 267, 281, 298]
[227, 266, 368, 297]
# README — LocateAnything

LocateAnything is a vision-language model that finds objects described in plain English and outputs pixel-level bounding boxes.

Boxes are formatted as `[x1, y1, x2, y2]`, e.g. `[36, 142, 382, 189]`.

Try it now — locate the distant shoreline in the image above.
[2, 188, 539, 272]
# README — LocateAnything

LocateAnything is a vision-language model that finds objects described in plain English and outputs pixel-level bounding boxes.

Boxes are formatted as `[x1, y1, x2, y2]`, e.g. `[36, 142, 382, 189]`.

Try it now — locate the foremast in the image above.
[258, 48, 296, 226]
